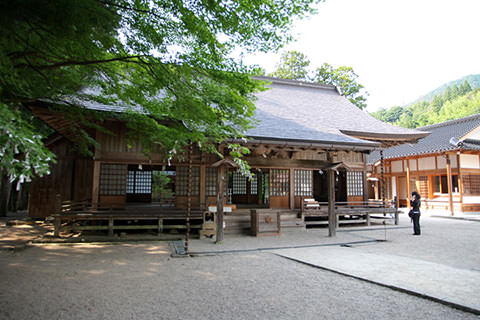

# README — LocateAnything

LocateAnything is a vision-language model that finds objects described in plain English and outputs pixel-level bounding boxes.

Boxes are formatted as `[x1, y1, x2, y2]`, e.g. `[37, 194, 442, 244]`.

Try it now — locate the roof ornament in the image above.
[449, 137, 464, 148]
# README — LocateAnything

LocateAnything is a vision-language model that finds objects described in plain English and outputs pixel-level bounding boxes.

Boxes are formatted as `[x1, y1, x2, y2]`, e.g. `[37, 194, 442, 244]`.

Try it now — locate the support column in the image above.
[216, 165, 225, 243]
[200, 165, 206, 211]
[406, 159, 411, 209]
[380, 150, 386, 203]
[185, 143, 192, 252]
[289, 168, 295, 210]
[327, 152, 336, 237]
[91, 161, 101, 211]
[457, 153, 463, 210]
[446, 155, 454, 215]
[362, 169, 368, 202]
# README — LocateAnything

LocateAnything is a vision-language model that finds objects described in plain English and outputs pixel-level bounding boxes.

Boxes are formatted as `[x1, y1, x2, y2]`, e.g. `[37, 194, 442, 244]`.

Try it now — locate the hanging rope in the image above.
[185, 142, 192, 253]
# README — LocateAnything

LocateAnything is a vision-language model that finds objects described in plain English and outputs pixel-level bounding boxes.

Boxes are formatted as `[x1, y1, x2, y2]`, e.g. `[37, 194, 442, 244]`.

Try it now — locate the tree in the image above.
[0, 0, 317, 214]
[269, 51, 311, 80]
[313, 63, 368, 110]
[269, 50, 368, 109]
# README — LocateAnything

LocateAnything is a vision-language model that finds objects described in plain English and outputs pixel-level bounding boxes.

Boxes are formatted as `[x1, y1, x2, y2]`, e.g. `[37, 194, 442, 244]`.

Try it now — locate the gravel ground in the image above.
[0, 242, 477, 320]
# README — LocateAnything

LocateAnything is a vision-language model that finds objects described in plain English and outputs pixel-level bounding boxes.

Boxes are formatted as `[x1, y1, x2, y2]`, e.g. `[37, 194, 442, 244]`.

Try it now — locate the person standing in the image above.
[410, 191, 421, 235]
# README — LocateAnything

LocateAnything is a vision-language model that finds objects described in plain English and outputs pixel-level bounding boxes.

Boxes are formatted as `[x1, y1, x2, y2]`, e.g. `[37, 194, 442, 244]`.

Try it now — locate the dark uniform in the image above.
[410, 196, 421, 235]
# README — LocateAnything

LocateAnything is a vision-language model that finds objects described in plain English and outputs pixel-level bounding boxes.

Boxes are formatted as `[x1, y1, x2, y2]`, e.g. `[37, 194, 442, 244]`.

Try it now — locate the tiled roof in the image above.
[367, 114, 480, 164]
[47, 76, 428, 150]
[247, 76, 427, 149]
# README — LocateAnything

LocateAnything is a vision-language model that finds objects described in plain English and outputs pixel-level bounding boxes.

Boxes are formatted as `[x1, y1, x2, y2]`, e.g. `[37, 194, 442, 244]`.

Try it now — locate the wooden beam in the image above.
[241, 157, 330, 169]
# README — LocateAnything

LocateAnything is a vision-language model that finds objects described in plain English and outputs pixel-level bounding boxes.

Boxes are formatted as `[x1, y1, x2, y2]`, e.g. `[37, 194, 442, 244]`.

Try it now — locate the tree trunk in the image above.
[0, 173, 12, 217]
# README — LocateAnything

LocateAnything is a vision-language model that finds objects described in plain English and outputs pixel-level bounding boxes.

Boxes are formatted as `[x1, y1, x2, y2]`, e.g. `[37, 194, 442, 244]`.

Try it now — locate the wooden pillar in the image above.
[327, 153, 336, 237]
[216, 165, 225, 243]
[200, 165, 206, 210]
[185, 143, 193, 252]
[362, 169, 368, 202]
[446, 155, 454, 215]
[91, 161, 101, 211]
[380, 150, 385, 202]
[327, 168, 336, 237]
[406, 160, 411, 209]
[289, 168, 295, 210]
[457, 153, 463, 210]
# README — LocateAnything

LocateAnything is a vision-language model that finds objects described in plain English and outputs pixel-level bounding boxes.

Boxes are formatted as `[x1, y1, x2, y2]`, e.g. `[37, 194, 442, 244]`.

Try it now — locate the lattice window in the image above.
[100, 164, 126, 195]
[206, 167, 217, 196]
[419, 176, 428, 197]
[250, 175, 258, 195]
[294, 170, 312, 196]
[270, 169, 289, 196]
[464, 175, 480, 194]
[409, 177, 417, 194]
[134, 171, 152, 194]
[176, 166, 200, 196]
[232, 171, 247, 195]
[126, 171, 135, 193]
[347, 171, 364, 197]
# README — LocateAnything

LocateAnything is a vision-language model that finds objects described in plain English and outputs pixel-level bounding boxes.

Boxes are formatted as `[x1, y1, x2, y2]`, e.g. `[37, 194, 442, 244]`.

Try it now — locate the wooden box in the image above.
[250, 209, 280, 237]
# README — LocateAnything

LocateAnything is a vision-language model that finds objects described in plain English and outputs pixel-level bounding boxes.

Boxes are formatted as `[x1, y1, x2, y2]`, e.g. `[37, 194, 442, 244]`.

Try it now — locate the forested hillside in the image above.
[413, 74, 480, 103]
[371, 79, 480, 128]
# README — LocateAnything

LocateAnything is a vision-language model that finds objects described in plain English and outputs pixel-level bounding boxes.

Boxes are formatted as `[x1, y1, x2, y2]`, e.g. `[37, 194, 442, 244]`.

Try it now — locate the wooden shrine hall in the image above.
[27, 76, 428, 241]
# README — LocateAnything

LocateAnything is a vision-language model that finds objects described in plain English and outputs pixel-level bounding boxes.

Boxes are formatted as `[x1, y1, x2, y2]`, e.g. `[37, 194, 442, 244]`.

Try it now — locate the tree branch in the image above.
[22, 55, 149, 70]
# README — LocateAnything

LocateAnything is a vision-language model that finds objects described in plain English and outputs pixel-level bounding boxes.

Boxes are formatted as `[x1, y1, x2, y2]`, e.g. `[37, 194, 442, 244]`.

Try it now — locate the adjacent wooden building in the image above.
[28, 76, 427, 236]
[368, 114, 480, 214]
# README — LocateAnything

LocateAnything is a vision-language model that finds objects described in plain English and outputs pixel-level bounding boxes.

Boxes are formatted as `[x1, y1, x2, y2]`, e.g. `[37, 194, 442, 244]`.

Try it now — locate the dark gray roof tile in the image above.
[367, 114, 480, 163]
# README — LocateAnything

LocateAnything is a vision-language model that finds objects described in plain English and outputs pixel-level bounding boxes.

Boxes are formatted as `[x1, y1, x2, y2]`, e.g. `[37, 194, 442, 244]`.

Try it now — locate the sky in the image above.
[242, 0, 480, 112]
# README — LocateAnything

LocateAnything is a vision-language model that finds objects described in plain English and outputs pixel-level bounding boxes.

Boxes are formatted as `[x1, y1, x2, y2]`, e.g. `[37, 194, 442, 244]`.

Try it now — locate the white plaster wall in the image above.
[437, 156, 446, 169]
[437, 155, 458, 169]
[391, 160, 403, 173]
[418, 157, 435, 171]
[409, 159, 417, 171]
[460, 154, 480, 169]
[450, 155, 458, 168]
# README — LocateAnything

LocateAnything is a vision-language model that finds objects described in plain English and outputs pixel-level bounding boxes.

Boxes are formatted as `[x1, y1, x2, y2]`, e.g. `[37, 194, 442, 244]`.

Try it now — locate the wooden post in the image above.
[457, 153, 463, 210]
[157, 218, 163, 235]
[289, 168, 295, 210]
[216, 165, 225, 243]
[185, 143, 193, 252]
[446, 155, 454, 215]
[362, 169, 368, 202]
[91, 161, 101, 211]
[406, 159, 411, 209]
[108, 218, 114, 237]
[200, 165, 206, 211]
[327, 152, 336, 237]
[328, 168, 336, 237]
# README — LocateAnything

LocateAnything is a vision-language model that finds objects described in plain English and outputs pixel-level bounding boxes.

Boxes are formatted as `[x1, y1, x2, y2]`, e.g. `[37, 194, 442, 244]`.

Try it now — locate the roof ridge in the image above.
[252, 75, 339, 92]
[419, 113, 480, 131]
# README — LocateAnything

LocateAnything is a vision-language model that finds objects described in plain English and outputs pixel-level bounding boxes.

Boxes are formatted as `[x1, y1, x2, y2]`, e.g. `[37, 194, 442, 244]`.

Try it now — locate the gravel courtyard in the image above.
[1, 214, 479, 320]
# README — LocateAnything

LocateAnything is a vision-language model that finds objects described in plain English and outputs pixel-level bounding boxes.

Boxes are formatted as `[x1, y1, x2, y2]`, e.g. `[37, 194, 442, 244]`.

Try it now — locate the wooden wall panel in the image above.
[99, 195, 126, 209]
[73, 159, 93, 201]
[269, 196, 289, 208]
